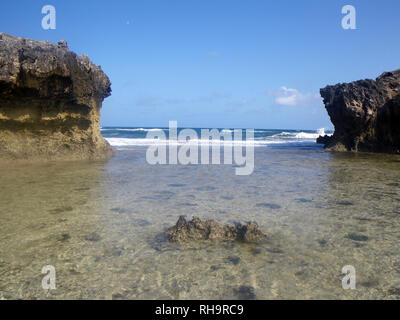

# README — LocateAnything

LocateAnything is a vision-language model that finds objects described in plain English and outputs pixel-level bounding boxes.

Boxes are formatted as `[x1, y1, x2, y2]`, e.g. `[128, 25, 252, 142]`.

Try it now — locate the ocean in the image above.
[0, 126, 400, 299]
[101, 127, 331, 148]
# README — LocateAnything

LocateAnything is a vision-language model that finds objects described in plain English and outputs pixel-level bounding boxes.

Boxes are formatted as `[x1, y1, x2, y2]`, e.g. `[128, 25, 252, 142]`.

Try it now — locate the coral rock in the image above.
[0, 33, 113, 161]
[319, 69, 400, 154]
[166, 216, 267, 243]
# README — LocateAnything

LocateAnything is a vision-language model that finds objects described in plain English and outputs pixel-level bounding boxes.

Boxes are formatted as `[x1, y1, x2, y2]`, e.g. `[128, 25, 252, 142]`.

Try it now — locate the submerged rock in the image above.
[85, 232, 102, 242]
[234, 286, 257, 300]
[319, 69, 400, 154]
[345, 233, 369, 242]
[165, 216, 267, 243]
[0, 33, 113, 161]
[226, 256, 241, 265]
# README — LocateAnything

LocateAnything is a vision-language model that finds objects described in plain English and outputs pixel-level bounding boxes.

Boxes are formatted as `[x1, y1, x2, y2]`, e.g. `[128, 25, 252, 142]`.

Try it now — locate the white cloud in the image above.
[271, 86, 321, 107]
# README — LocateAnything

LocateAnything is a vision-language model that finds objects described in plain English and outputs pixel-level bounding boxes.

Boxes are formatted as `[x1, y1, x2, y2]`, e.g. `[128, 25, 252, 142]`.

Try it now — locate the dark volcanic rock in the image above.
[316, 134, 332, 146]
[0, 33, 113, 161]
[320, 69, 400, 154]
[165, 216, 267, 243]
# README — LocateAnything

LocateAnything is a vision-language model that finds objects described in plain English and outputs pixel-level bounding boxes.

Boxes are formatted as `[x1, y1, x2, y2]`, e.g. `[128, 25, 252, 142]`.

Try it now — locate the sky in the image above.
[1, 0, 399, 130]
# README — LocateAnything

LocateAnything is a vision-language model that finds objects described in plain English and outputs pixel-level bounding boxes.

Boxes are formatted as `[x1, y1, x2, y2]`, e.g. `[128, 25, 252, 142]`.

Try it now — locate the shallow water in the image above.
[1, 146, 400, 300]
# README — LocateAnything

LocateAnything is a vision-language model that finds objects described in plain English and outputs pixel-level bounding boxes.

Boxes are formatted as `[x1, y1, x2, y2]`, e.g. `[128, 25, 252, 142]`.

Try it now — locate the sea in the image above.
[101, 127, 330, 148]
[1, 126, 400, 299]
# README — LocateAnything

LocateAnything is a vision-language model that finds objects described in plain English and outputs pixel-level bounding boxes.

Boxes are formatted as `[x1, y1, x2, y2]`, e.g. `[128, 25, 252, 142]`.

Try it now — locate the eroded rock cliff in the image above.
[0, 33, 113, 161]
[319, 69, 400, 154]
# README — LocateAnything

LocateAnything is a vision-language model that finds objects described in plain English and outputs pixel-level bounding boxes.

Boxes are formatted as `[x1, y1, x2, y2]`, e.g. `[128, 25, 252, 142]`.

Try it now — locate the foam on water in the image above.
[102, 127, 333, 148]
[272, 128, 332, 139]
[101, 128, 168, 132]
[105, 137, 310, 147]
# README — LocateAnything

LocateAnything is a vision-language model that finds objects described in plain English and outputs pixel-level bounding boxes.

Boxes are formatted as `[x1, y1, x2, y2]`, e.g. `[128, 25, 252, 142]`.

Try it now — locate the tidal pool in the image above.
[0, 146, 400, 299]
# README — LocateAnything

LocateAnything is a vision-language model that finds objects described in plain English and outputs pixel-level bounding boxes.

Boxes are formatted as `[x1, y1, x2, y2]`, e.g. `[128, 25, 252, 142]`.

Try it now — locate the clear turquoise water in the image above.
[0, 130, 400, 300]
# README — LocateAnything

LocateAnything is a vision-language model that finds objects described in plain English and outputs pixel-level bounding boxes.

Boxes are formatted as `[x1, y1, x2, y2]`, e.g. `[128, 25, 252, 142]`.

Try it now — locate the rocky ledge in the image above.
[166, 216, 267, 243]
[319, 69, 400, 154]
[0, 33, 113, 161]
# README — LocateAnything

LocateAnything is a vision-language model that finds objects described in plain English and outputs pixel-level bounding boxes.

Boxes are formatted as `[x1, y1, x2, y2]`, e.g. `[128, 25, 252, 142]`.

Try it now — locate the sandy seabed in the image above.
[0, 145, 400, 299]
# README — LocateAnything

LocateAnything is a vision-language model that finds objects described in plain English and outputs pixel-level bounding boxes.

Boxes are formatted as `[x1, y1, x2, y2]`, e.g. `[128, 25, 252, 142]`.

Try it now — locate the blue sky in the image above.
[1, 0, 399, 129]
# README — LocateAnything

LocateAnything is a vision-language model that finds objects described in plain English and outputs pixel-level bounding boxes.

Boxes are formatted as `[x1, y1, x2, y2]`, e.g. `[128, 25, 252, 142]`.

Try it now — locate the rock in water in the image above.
[320, 69, 400, 154]
[165, 216, 267, 243]
[0, 33, 113, 161]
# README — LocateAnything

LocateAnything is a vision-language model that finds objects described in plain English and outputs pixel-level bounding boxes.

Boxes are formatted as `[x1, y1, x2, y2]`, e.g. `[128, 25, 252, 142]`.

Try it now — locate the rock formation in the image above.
[0, 33, 113, 161]
[319, 69, 400, 154]
[166, 216, 267, 243]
